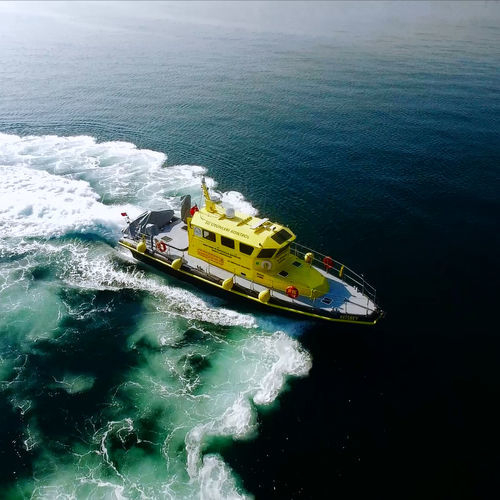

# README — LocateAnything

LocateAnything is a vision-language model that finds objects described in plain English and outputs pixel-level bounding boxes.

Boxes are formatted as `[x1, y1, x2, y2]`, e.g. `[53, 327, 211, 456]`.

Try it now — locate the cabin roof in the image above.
[191, 206, 296, 249]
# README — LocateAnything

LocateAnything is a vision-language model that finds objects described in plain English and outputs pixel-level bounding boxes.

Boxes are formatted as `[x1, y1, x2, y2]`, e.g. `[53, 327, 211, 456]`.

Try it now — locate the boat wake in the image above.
[0, 133, 311, 498]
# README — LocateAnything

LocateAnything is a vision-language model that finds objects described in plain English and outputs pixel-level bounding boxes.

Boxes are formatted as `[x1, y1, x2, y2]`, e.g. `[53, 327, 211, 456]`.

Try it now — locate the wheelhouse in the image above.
[187, 204, 295, 281]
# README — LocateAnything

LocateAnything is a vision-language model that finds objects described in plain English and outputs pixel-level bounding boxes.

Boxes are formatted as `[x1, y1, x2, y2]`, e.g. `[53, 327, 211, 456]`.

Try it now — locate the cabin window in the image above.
[276, 243, 290, 257]
[194, 227, 202, 237]
[239, 242, 254, 255]
[292, 261, 302, 267]
[221, 236, 235, 249]
[203, 229, 216, 242]
[257, 248, 276, 258]
[271, 229, 292, 245]
[278, 270, 289, 277]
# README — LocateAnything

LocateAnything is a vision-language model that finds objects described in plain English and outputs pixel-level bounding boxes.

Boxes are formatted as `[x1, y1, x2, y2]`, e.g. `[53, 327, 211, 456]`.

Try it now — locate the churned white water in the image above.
[0, 133, 310, 499]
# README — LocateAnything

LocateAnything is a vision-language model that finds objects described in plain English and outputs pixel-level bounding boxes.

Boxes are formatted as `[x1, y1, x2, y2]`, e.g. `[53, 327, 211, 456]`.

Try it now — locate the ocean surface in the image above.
[0, 2, 499, 498]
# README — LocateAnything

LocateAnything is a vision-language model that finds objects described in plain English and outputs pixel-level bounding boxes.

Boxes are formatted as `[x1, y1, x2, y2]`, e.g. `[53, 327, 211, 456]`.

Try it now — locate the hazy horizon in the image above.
[1, 1, 499, 40]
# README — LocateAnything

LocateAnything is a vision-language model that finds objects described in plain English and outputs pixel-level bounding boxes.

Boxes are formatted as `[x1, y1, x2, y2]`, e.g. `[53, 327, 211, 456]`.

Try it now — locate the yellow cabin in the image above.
[186, 179, 329, 298]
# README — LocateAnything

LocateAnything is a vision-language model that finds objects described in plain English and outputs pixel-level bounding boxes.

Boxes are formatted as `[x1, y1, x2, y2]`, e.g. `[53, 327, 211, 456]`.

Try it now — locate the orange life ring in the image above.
[323, 256, 334, 269]
[156, 240, 167, 253]
[286, 285, 299, 299]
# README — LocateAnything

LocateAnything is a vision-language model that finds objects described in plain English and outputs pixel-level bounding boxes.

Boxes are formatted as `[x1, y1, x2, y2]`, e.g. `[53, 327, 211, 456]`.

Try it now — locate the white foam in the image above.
[0, 133, 165, 181]
[250, 331, 312, 405]
[183, 331, 311, 498]
[49, 374, 96, 394]
[186, 396, 255, 480]
[62, 242, 257, 329]
[23, 424, 39, 452]
[221, 191, 258, 217]
[199, 455, 248, 500]
[0, 165, 134, 238]
[0, 133, 259, 247]
[0, 133, 258, 216]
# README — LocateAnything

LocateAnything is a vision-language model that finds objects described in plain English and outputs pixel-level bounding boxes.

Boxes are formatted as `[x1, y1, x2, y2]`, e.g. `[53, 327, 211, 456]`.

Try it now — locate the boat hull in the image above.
[118, 240, 384, 326]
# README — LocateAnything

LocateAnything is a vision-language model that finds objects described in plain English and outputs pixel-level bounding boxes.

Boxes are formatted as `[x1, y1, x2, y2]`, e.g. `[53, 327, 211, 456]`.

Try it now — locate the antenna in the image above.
[201, 176, 219, 212]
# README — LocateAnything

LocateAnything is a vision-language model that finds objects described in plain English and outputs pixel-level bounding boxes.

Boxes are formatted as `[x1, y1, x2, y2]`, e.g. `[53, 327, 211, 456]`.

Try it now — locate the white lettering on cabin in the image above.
[199, 216, 250, 239]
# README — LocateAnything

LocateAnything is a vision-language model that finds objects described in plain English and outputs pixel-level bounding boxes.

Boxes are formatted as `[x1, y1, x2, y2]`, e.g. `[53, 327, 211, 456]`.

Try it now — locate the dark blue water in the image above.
[0, 2, 499, 498]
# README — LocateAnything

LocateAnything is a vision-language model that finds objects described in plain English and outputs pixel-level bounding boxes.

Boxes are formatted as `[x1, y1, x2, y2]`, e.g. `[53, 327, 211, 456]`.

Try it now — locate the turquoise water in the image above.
[1, 2, 499, 498]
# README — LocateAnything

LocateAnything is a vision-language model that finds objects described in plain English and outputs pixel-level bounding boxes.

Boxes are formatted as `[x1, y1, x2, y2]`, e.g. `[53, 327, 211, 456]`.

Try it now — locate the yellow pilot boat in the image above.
[118, 178, 384, 325]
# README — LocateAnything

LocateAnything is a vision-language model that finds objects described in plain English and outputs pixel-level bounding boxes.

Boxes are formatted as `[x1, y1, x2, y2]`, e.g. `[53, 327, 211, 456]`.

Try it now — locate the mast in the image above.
[201, 177, 219, 212]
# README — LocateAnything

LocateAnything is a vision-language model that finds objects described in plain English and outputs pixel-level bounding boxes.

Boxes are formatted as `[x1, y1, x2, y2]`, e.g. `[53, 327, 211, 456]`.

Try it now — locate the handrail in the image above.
[290, 241, 377, 304]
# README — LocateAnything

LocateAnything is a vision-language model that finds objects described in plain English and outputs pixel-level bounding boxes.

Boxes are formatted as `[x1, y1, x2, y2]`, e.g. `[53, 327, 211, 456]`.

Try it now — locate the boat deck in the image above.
[156, 218, 189, 251]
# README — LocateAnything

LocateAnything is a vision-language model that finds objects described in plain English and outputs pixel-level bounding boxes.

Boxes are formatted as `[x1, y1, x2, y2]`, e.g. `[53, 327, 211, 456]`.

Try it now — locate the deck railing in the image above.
[290, 241, 377, 306]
